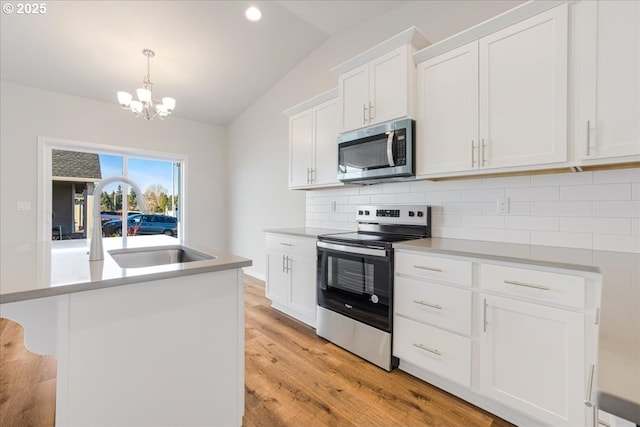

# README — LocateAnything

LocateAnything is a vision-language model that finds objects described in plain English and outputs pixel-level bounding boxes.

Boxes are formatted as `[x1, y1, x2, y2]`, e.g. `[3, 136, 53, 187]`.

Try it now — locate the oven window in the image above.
[328, 257, 374, 295]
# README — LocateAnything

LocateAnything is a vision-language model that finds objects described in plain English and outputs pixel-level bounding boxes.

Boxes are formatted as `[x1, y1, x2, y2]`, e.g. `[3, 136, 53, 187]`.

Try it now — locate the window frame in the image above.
[38, 136, 187, 243]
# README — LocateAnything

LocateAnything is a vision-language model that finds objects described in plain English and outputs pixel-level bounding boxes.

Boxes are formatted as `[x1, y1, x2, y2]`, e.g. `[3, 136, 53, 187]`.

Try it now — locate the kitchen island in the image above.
[0, 236, 251, 427]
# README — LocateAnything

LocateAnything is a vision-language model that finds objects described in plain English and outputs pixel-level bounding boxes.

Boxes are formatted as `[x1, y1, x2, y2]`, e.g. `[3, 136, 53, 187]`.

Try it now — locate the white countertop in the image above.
[395, 238, 640, 424]
[0, 236, 251, 304]
[264, 227, 351, 238]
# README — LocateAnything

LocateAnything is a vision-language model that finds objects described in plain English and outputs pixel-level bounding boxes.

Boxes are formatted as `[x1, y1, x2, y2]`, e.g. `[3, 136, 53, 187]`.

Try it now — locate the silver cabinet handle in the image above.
[504, 280, 550, 291]
[413, 300, 442, 310]
[413, 343, 442, 356]
[306, 167, 311, 184]
[286, 256, 292, 273]
[363, 103, 369, 124]
[386, 131, 395, 167]
[471, 140, 477, 167]
[280, 242, 293, 247]
[413, 265, 443, 272]
[368, 101, 374, 121]
[311, 168, 316, 183]
[282, 255, 286, 273]
[483, 298, 488, 332]
[586, 120, 591, 157]
[481, 138, 487, 167]
[585, 364, 595, 407]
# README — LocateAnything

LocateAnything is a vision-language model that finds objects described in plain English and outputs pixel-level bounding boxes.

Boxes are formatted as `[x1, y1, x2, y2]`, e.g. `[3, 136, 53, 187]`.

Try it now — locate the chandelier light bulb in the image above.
[116, 48, 175, 120]
[117, 91, 132, 107]
[245, 6, 262, 22]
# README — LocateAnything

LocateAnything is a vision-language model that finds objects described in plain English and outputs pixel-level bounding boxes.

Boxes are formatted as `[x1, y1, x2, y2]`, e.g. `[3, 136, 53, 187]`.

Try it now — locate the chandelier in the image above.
[117, 49, 176, 120]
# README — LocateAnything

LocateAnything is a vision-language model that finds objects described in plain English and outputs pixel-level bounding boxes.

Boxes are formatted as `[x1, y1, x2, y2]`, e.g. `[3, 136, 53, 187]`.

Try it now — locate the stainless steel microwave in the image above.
[337, 118, 415, 184]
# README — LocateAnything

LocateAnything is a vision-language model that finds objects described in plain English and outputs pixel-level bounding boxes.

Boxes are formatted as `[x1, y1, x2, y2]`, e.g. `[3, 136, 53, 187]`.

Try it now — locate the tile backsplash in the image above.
[306, 168, 640, 253]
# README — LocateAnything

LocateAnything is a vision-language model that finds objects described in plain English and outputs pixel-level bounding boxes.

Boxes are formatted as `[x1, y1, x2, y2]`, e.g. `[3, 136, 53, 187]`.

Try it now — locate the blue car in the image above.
[102, 214, 177, 237]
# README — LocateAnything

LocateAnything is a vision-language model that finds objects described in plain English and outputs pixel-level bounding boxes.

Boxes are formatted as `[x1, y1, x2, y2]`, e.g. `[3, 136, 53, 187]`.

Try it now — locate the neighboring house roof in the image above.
[52, 150, 102, 180]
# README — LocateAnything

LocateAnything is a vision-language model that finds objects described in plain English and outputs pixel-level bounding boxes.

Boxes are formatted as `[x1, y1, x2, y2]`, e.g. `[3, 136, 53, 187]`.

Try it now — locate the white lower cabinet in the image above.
[393, 249, 601, 427]
[265, 233, 317, 327]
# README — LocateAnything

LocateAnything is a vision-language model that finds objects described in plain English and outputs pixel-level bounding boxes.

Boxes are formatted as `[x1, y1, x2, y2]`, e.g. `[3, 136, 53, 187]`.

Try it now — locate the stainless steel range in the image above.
[316, 205, 431, 371]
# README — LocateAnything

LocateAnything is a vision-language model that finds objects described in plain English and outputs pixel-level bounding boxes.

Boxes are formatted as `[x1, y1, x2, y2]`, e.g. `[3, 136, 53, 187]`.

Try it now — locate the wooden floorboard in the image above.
[0, 275, 514, 426]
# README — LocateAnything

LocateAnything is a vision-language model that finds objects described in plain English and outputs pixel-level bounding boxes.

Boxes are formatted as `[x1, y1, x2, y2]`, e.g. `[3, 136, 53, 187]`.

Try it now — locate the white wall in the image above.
[227, 1, 524, 279]
[0, 81, 229, 250]
[306, 169, 640, 253]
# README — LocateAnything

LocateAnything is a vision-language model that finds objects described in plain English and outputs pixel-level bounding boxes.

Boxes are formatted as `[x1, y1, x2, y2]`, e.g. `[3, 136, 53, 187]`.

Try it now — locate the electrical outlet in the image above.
[497, 197, 509, 214]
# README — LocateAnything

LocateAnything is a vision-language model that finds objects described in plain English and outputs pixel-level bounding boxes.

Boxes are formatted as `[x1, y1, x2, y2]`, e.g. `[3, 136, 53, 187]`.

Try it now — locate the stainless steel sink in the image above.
[108, 246, 215, 269]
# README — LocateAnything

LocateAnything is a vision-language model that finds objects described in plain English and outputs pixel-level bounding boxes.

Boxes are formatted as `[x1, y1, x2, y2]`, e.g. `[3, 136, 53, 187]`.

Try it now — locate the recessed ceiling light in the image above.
[245, 6, 262, 22]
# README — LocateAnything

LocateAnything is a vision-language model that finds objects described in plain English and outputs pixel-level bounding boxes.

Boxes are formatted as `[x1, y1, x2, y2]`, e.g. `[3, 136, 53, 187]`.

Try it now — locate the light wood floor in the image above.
[0, 276, 513, 427]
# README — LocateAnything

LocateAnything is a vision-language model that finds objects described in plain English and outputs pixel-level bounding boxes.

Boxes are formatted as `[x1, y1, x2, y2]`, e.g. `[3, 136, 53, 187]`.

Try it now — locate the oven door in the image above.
[317, 240, 393, 332]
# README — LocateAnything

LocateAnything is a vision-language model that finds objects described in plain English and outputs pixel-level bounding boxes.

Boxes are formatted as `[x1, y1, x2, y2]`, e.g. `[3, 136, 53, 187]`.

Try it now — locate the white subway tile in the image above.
[441, 202, 483, 215]
[307, 204, 331, 213]
[348, 195, 371, 204]
[505, 216, 559, 231]
[360, 185, 381, 195]
[593, 168, 640, 184]
[433, 226, 482, 240]
[316, 186, 361, 196]
[371, 194, 397, 204]
[436, 179, 483, 191]
[311, 212, 350, 222]
[337, 204, 356, 214]
[632, 218, 640, 235]
[531, 171, 593, 187]
[530, 201, 593, 217]
[481, 229, 530, 245]
[593, 201, 640, 218]
[460, 215, 505, 229]
[382, 181, 412, 193]
[482, 175, 531, 189]
[425, 191, 462, 203]
[506, 186, 559, 202]
[396, 192, 427, 203]
[559, 217, 631, 235]
[593, 234, 640, 253]
[432, 214, 461, 227]
[633, 183, 640, 200]
[459, 189, 504, 202]
[409, 180, 440, 192]
[531, 231, 593, 250]
[560, 184, 631, 201]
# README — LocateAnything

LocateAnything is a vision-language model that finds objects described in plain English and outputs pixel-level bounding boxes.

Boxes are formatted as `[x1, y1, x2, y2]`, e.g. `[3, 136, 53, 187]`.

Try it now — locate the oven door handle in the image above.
[386, 131, 395, 167]
[317, 241, 387, 257]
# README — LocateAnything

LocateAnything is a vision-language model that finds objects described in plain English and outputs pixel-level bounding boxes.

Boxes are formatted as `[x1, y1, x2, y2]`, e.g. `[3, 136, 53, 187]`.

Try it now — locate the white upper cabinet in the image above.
[416, 42, 479, 175]
[415, 4, 569, 178]
[284, 89, 340, 189]
[578, 0, 640, 162]
[333, 27, 428, 133]
[479, 4, 568, 169]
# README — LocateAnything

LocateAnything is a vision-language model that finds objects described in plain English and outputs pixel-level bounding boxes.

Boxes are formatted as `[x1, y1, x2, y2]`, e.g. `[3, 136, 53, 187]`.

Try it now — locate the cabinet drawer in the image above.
[395, 252, 472, 286]
[395, 276, 472, 335]
[265, 234, 317, 258]
[393, 316, 471, 387]
[480, 264, 586, 309]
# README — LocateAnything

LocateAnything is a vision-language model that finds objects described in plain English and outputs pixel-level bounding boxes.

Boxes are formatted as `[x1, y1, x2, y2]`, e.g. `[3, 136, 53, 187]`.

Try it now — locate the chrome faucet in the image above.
[89, 176, 148, 261]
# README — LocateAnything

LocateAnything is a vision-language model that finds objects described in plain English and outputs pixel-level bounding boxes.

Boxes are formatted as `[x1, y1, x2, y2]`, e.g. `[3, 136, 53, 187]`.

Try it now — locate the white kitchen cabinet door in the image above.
[289, 110, 314, 188]
[579, 1, 640, 161]
[479, 4, 568, 169]
[338, 64, 370, 132]
[288, 255, 317, 326]
[416, 42, 479, 175]
[480, 295, 586, 427]
[369, 46, 410, 127]
[266, 252, 289, 305]
[312, 98, 339, 186]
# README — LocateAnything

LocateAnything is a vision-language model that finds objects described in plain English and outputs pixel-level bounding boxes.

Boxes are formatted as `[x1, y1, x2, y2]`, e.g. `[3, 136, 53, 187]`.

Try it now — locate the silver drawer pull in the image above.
[280, 243, 293, 247]
[413, 300, 443, 310]
[504, 280, 550, 291]
[413, 343, 442, 356]
[585, 364, 595, 407]
[413, 265, 443, 273]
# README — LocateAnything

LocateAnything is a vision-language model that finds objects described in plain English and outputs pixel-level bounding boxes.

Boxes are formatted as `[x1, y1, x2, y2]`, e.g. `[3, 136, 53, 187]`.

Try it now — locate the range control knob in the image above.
[365, 210, 370, 215]
[417, 211, 424, 217]
[408, 211, 415, 217]
[358, 210, 363, 215]
[371, 295, 379, 304]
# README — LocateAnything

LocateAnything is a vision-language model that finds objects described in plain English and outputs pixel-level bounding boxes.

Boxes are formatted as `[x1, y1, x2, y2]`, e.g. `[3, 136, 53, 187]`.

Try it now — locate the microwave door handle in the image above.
[387, 131, 395, 167]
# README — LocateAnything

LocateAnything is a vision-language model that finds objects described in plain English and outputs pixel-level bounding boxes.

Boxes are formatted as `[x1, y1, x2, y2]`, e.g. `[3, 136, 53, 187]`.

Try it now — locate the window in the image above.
[40, 138, 185, 243]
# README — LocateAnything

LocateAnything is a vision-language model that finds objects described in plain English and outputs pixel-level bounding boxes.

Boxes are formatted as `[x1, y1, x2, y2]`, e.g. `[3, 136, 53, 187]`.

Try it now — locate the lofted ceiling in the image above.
[1, 1, 521, 126]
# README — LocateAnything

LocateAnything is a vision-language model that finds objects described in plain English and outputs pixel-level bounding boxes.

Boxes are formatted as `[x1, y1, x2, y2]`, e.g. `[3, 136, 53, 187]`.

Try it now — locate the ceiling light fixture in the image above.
[117, 49, 176, 120]
[245, 6, 262, 22]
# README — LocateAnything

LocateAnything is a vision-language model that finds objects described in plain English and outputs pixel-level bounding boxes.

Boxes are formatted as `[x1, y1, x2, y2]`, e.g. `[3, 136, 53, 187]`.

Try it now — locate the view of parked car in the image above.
[100, 211, 141, 223]
[102, 214, 177, 237]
